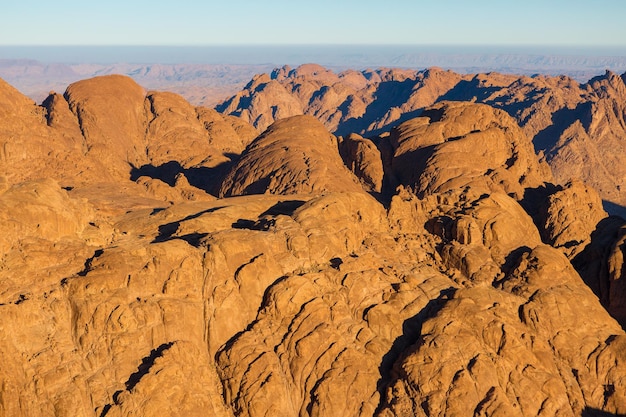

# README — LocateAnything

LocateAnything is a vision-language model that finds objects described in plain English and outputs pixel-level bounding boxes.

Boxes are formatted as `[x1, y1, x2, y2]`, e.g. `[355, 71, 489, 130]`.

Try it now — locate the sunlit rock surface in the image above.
[1, 74, 626, 416]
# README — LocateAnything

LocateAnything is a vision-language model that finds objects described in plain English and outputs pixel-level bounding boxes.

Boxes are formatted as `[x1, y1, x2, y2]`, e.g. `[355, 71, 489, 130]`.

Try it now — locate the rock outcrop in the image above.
[339, 133, 385, 193]
[219, 115, 363, 196]
[63, 74, 149, 178]
[537, 180, 608, 258]
[1, 73, 626, 417]
[0, 78, 90, 185]
[573, 215, 626, 328]
[218, 65, 626, 210]
[388, 101, 550, 199]
[2, 74, 258, 201]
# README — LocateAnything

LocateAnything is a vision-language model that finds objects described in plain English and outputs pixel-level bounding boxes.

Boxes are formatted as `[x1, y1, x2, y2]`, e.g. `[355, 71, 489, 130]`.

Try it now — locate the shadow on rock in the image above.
[374, 287, 457, 413]
[152, 206, 225, 246]
[130, 156, 238, 196]
[334, 79, 418, 137]
[582, 407, 626, 416]
[603, 200, 626, 220]
[572, 215, 626, 329]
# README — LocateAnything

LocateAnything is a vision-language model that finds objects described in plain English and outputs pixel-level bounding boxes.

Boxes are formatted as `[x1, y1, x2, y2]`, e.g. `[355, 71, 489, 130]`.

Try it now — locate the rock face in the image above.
[219, 115, 363, 196]
[63, 74, 149, 178]
[339, 133, 385, 193]
[388, 101, 550, 199]
[2, 74, 258, 199]
[573, 215, 626, 328]
[218, 65, 626, 210]
[2, 73, 626, 417]
[537, 180, 608, 258]
[0, 78, 89, 184]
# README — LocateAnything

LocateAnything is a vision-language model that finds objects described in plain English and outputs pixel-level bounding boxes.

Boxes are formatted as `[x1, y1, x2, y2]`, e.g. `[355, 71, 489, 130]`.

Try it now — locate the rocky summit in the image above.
[219, 65, 626, 212]
[1, 72, 626, 417]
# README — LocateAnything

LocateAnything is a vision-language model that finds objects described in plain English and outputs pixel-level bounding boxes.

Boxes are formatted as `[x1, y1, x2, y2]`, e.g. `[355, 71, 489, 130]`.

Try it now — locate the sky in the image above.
[1, 0, 626, 47]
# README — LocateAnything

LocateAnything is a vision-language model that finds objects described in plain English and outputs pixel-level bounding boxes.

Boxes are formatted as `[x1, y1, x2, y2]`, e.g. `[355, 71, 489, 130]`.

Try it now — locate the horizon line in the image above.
[2, 43, 626, 48]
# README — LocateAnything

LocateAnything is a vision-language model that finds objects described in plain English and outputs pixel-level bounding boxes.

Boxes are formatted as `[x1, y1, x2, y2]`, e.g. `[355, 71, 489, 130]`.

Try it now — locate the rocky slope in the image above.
[218, 65, 626, 211]
[1, 74, 626, 417]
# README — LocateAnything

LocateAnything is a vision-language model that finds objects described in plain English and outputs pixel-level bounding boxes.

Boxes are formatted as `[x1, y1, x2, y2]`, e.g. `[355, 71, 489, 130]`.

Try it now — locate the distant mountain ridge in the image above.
[3, 45, 626, 106]
[0, 59, 274, 106]
[218, 64, 626, 211]
[388, 51, 626, 78]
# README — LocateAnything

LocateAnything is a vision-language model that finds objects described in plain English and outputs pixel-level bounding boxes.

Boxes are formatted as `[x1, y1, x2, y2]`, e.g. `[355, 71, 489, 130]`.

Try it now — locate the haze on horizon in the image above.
[2, 0, 626, 48]
[3, 0, 626, 107]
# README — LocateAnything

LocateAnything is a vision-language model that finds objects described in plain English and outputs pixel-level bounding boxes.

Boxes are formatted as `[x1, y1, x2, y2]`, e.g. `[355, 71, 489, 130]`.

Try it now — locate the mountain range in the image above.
[218, 64, 626, 214]
[1, 66, 626, 416]
[0, 58, 274, 106]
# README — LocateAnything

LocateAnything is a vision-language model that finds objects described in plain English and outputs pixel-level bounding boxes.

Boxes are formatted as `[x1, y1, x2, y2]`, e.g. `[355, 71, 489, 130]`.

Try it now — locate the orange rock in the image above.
[219, 115, 363, 196]
[1, 73, 626, 417]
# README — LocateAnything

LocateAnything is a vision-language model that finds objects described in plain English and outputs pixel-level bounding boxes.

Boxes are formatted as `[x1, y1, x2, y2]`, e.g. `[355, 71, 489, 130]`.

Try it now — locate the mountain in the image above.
[218, 65, 626, 212]
[0, 59, 274, 107]
[1, 73, 626, 416]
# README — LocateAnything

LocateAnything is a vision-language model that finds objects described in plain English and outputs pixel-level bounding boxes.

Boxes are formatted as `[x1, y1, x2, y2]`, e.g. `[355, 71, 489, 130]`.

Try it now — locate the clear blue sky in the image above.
[2, 0, 625, 46]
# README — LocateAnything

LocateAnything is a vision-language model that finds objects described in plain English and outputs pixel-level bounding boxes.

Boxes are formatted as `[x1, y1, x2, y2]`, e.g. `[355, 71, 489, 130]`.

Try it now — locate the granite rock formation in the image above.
[1, 73, 626, 417]
[219, 115, 363, 196]
[218, 65, 626, 211]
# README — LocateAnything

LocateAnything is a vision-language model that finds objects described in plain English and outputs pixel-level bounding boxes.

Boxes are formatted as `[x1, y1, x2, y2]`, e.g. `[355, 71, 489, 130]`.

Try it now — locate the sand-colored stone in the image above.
[1, 74, 626, 417]
[219, 115, 363, 196]
[2, 74, 256, 202]
[63, 75, 150, 179]
[219, 65, 626, 209]
[218, 73, 305, 132]
[389, 101, 551, 199]
[537, 179, 608, 258]
[339, 133, 385, 193]
[145, 91, 221, 168]
[196, 107, 258, 155]
[573, 216, 626, 329]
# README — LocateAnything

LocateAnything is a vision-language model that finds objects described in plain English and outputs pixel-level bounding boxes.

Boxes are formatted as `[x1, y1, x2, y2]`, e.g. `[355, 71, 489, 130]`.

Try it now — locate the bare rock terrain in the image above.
[1, 72, 626, 417]
[219, 65, 626, 211]
[219, 115, 363, 196]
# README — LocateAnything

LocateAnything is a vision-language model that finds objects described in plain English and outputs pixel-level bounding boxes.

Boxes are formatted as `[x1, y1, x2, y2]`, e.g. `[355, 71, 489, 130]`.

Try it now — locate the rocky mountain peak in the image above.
[1, 68, 626, 416]
[219, 64, 626, 211]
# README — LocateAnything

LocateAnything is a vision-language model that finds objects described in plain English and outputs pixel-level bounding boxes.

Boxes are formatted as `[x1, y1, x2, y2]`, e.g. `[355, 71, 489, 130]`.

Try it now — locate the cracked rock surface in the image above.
[1, 74, 626, 416]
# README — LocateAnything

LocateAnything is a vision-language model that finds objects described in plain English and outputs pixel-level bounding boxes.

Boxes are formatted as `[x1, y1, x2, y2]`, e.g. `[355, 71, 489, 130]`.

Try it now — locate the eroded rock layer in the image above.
[219, 65, 626, 210]
[1, 74, 626, 417]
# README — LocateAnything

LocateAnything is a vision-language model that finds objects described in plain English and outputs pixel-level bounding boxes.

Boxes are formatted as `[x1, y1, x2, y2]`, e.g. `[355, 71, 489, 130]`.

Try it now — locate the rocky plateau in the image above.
[1, 68, 626, 417]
